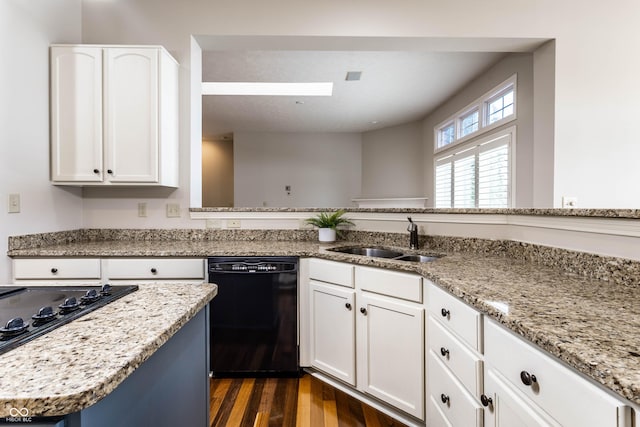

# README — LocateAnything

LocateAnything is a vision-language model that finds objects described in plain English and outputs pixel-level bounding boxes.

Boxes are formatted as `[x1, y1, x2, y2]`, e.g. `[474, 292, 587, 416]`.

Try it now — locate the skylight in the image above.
[201, 82, 333, 96]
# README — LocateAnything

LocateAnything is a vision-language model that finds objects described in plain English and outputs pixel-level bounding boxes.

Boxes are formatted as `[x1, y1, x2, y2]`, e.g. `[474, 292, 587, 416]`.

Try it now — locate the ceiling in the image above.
[199, 36, 546, 140]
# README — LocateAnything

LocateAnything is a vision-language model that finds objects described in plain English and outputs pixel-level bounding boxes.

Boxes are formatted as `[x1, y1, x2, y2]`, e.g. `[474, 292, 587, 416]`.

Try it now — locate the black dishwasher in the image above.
[208, 257, 299, 377]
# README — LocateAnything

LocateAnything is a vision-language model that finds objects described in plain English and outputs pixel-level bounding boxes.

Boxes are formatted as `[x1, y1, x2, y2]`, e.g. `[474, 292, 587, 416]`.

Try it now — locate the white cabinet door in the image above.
[104, 48, 159, 183]
[50, 46, 103, 182]
[356, 291, 424, 419]
[309, 280, 356, 385]
[484, 368, 560, 427]
[50, 44, 178, 187]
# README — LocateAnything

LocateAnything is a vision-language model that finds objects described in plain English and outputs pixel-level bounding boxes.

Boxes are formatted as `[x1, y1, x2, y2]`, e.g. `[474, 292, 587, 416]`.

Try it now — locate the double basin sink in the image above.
[328, 246, 441, 263]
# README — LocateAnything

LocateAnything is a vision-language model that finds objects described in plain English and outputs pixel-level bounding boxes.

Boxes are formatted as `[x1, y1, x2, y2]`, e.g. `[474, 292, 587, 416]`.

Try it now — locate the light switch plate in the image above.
[166, 203, 181, 218]
[562, 196, 577, 208]
[8, 194, 20, 213]
[138, 202, 147, 217]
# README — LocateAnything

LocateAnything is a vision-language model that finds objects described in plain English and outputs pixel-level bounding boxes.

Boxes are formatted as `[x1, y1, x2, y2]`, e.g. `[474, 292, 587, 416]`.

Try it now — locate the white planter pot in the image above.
[318, 228, 336, 242]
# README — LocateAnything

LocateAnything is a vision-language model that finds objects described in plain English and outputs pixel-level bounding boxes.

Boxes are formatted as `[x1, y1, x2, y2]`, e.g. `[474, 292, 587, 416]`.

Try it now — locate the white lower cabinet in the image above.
[104, 258, 205, 283]
[356, 291, 424, 418]
[426, 283, 484, 427]
[12, 258, 102, 285]
[484, 367, 560, 427]
[427, 349, 483, 427]
[307, 259, 425, 420]
[483, 317, 633, 427]
[309, 280, 356, 385]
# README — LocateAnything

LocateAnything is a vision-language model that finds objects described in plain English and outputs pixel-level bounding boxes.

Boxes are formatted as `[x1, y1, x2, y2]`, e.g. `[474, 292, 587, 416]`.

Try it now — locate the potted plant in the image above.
[306, 210, 354, 242]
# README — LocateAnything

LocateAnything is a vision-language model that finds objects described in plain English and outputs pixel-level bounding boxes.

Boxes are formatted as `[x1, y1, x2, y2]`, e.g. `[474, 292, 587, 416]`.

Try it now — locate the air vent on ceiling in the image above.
[345, 71, 362, 81]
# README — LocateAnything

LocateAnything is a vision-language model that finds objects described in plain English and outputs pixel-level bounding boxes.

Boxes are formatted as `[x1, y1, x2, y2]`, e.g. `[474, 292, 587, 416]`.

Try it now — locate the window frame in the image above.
[434, 74, 517, 154]
[434, 126, 516, 208]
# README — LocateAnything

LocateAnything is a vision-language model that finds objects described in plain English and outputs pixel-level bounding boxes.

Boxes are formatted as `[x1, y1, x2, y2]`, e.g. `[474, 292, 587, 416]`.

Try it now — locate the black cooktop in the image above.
[0, 284, 138, 356]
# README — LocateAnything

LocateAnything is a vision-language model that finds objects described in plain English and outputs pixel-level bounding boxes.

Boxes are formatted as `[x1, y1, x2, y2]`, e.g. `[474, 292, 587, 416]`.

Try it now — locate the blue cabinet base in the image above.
[65, 306, 210, 427]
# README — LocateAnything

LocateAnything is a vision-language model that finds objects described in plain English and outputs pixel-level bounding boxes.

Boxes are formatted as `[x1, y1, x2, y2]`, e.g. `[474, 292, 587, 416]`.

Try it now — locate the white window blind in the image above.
[435, 162, 452, 208]
[434, 128, 513, 208]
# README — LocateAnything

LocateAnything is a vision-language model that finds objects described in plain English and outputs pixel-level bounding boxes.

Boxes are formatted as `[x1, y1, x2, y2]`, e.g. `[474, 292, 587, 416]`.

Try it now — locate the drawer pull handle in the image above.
[345, 303, 352, 310]
[440, 347, 449, 357]
[51, 268, 58, 274]
[441, 308, 450, 318]
[520, 370, 537, 386]
[360, 307, 367, 315]
[150, 268, 157, 274]
[440, 394, 450, 404]
[480, 394, 493, 407]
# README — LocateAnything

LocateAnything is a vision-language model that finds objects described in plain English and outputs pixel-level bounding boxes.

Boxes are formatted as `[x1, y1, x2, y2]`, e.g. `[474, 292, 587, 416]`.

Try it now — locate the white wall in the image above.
[78, 0, 640, 213]
[0, 0, 83, 282]
[233, 132, 362, 207]
[422, 53, 535, 207]
[361, 121, 424, 198]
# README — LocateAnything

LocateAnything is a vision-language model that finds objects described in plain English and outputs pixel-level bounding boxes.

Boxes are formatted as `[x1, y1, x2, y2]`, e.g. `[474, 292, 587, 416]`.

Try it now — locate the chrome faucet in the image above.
[407, 217, 418, 249]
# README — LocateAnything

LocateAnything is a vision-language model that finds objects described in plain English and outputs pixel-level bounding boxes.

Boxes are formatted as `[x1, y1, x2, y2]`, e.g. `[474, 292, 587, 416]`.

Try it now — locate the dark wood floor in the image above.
[210, 375, 409, 427]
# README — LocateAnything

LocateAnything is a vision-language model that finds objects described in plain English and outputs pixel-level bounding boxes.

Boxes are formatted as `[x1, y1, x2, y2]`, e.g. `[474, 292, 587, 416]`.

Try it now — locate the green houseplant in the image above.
[306, 210, 354, 242]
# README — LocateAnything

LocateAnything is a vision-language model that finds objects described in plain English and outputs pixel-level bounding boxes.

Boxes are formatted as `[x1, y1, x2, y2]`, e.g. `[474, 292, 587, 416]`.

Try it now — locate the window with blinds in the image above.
[435, 127, 513, 208]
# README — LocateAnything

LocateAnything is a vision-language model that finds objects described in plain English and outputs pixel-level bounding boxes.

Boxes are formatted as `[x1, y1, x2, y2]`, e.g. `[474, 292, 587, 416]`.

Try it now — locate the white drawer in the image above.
[484, 318, 631, 427]
[427, 349, 483, 427]
[428, 314, 483, 397]
[355, 266, 422, 302]
[428, 283, 481, 352]
[106, 258, 205, 279]
[308, 259, 353, 287]
[13, 258, 101, 279]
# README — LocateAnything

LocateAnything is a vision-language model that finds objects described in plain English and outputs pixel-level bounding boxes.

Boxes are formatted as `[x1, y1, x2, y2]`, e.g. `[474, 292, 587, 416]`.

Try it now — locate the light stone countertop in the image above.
[6, 238, 640, 408]
[0, 282, 217, 417]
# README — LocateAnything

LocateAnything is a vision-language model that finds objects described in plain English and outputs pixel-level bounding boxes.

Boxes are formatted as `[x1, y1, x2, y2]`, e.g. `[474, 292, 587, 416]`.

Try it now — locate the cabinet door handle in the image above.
[345, 303, 352, 310]
[441, 308, 450, 317]
[440, 393, 449, 404]
[360, 307, 367, 315]
[150, 268, 157, 274]
[480, 394, 493, 407]
[93, 169, 100, 174]
[51, 268, 58, 274]
[107, 169, 113, 174]
[520, 370, 537, 386]
[440, 347, 449, 357]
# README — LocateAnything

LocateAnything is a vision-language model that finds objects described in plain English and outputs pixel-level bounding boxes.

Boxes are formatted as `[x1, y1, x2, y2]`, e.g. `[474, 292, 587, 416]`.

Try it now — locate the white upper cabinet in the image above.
[50, 45, 178, 187]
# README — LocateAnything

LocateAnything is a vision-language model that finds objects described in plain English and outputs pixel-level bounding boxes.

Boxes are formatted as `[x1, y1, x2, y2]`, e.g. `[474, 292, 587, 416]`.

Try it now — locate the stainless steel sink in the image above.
[331, 247, 404, 258]
[394, 254, 440, 263]
[328, 246, 441, 263]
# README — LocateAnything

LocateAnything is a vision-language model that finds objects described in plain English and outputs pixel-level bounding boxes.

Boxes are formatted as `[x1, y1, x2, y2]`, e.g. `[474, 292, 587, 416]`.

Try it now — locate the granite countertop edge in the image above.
[0, 283, 217, 417]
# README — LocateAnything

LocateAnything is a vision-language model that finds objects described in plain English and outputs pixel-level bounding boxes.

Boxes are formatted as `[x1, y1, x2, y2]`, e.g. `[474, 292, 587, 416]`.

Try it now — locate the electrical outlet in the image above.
[166, 203, 181, 218]
[206, 219, 221, 229]
[562, 196, 578, 208]
[8, 194, 20, 213]
[226, 219, 241, 228]
[299, 219, 313, 229]
[138, 202, 147, 217]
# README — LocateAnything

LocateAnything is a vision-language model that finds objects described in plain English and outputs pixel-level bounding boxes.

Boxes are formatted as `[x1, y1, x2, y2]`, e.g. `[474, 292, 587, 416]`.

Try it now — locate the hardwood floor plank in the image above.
[281, 377, 300, 427]
[310, 376, 325, 427]
[227, 378, 256, 426]
[322, 385, 339, 427]
[295, 375, 311, 427]
[361, 404, 383, 427]
[242, 378, 266, 427]
[253, 411, 271, 427]
[210, 378, 233, 426]
[335, 388, 365, 427]
[212, 379, 242, 427]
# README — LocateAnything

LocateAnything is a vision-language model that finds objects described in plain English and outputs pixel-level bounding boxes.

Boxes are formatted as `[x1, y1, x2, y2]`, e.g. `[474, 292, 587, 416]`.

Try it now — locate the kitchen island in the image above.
[0, 282, 217, 424]
[6, 230, 640, 410]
